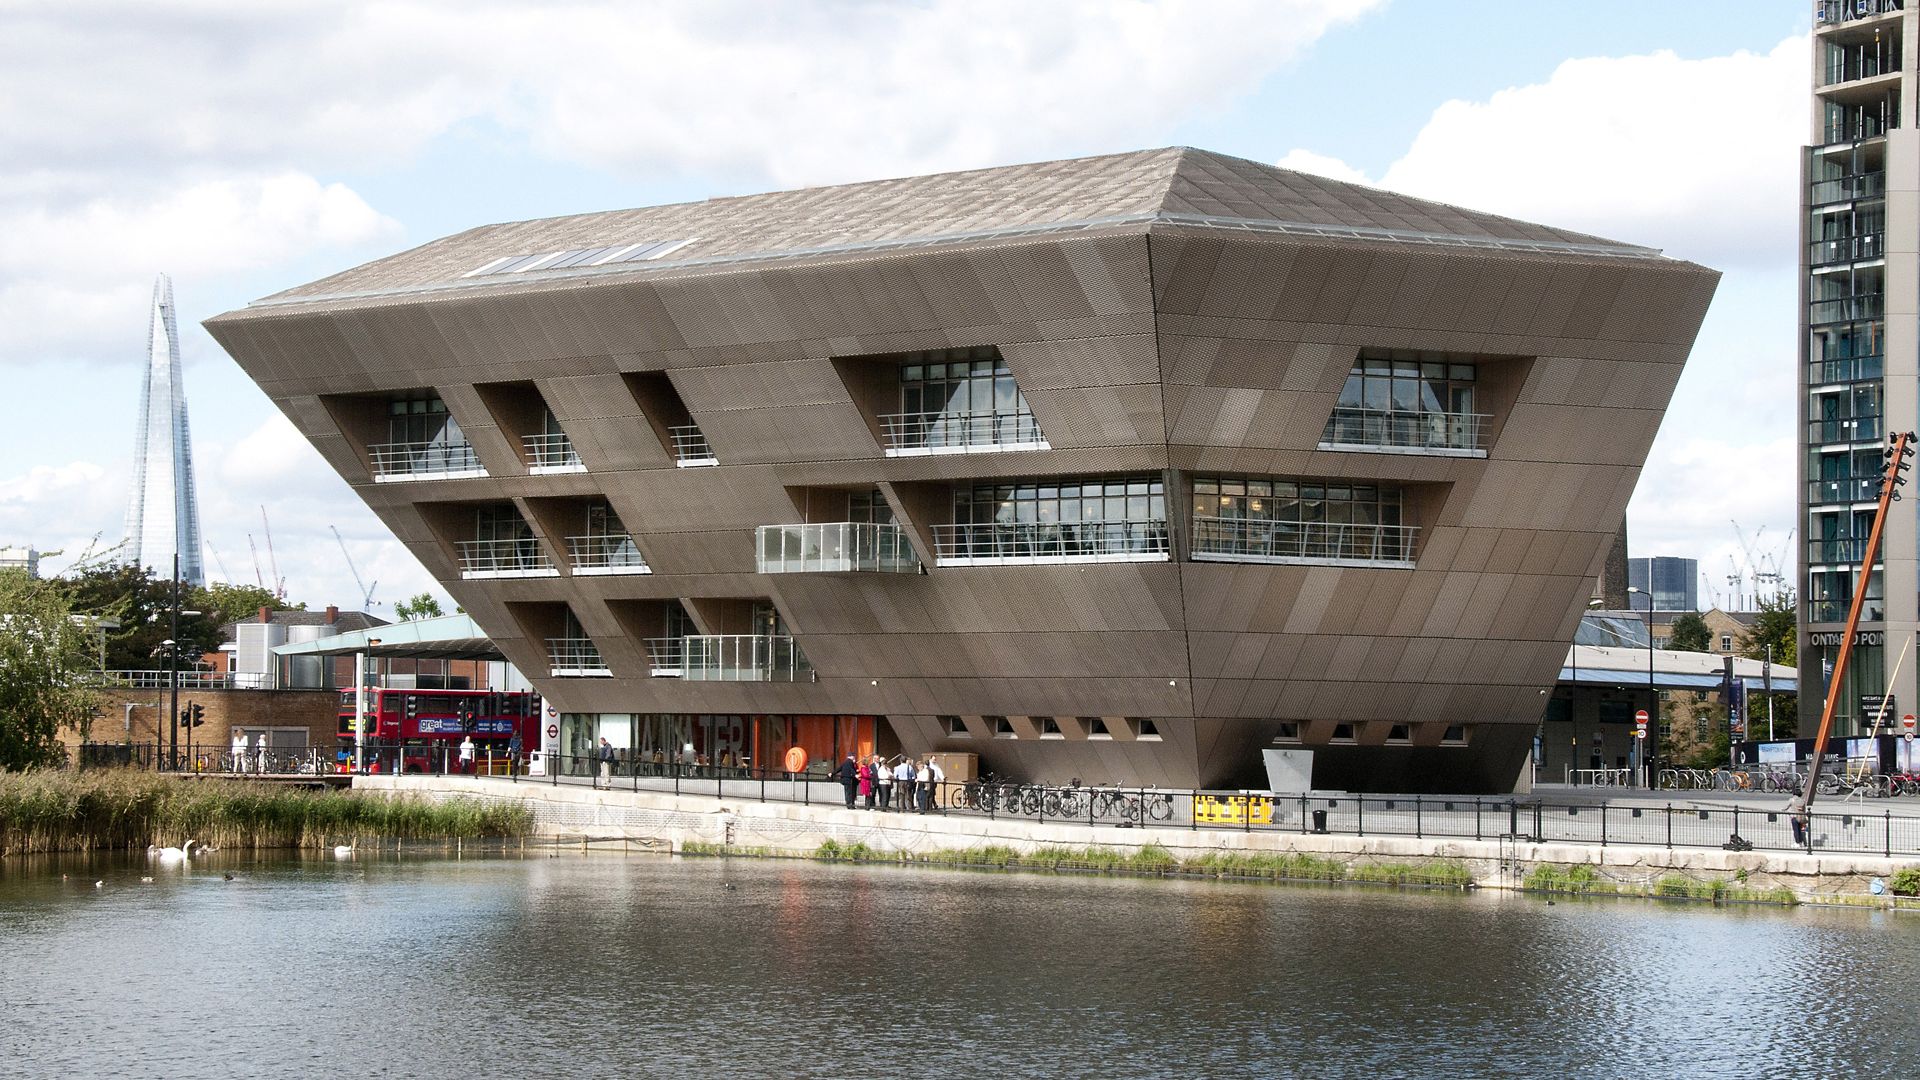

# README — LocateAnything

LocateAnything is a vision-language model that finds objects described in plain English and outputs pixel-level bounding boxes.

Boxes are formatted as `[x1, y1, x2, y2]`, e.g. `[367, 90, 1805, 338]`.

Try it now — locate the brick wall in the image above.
[67, 688, 342, 759]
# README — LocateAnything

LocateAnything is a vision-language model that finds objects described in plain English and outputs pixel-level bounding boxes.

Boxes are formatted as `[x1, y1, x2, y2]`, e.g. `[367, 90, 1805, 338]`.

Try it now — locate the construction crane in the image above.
[260, 506, 285, 599]
[204, 540, 234, 585]
[331, 525, 378, 611]
[246, 534, 265, 590]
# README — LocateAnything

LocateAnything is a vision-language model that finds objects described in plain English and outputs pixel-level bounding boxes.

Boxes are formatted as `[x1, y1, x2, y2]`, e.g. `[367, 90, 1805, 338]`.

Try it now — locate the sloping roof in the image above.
[242, 147, 1667, 310]
[269, 613, 501, 661]
[1559, 644, 1796, 693]
[221, 609, 387, 637]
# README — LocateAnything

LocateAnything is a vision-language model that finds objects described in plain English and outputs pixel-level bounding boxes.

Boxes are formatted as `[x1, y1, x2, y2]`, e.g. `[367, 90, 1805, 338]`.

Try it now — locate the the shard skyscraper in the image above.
[123, 274, 205, 587]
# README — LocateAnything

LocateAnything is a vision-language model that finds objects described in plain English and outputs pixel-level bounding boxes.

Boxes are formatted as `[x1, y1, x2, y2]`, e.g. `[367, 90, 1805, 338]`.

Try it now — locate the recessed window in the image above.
[989, 715, 1015, 739]
[1039, 717, 1063, 740]
[1442, 725, 1468, 744]
[1087, 717, 1113, 740]
[1387, 724, 1411, 742]
[1273, 722, 1300, 742]
[1331, 723, 1355, 742]
[1136, 718, 1161, 742]
[941, 715, 969, 738]
[1721, 635, 1732, 651]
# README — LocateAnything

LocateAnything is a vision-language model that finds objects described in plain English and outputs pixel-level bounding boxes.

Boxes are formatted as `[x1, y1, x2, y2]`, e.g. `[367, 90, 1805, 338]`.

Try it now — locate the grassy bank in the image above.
[1523, 863, 1800, 906]
[0, 770, 533, 855]
[683, 839, 1474, 889]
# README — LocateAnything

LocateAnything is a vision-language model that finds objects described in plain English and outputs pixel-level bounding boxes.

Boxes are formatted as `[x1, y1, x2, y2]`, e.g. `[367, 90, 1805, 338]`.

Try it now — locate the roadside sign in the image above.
[1635, 709, 1649, 723]
[1635, 729, 1647, 740]
[546, 723, 559, 739]
[1903, 714, 1916, 732]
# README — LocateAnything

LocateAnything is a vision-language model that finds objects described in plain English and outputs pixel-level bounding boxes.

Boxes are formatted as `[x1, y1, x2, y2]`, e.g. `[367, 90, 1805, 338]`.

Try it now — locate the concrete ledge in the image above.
[358, 775, 1918, 905]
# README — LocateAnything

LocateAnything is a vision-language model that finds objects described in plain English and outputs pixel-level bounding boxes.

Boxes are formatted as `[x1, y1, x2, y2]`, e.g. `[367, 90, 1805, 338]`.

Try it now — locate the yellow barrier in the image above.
[1194, 794, 1273, 826]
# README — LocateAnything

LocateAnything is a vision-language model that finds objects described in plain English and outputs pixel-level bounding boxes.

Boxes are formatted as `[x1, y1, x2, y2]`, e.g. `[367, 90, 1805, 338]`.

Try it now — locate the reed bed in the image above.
[807, 839, 1473, 887]
[0, 769, 533, 855]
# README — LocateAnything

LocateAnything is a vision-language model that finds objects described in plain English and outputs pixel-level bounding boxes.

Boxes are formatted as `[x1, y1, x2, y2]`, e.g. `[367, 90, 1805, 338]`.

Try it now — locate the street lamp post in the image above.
[166, 554, 180, 771]
[1629, 586, 1657, 788]
[354, 638, 383, 774]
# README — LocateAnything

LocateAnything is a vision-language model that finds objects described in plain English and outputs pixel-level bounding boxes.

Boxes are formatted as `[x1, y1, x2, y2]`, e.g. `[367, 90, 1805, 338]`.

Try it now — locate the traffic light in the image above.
[462, 709, 477, 734]
[189, 703, 205, 728]
[405, 694, 418, 720]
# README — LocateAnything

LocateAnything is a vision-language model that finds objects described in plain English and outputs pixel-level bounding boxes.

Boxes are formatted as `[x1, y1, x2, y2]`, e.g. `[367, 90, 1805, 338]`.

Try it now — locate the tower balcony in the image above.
[523, 432, 584, 473]
[931, 519, 1169, 566]
[1190, 517, 1419, 569]
[755, 522, 920, 574]
[547, 636, 610, 677]
[566, 534, 651, 575]
[457, 538, 559, 579]
[368, 440, 486, 481]
[878, 410, 1048, 456]
[669, 424, 716, 467]
[673, 634, 811, 682]
[1318, 407, 1489, 456]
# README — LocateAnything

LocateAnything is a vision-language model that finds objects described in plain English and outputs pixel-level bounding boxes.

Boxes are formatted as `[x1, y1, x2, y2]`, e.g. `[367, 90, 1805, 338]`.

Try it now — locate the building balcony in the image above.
[566, 534, 651, 575]
[669, 424, 716, 467]
[457, 538, 559, 579]
[931, 520, 1169, 566]
[1190, 516, 1419, 568]
[524, 432, 585, 473]
[368, 440, 486, 482]
[547, 637, 610, 677]
[1810, 354, 1883, 386]
[1810, 293, 1883, 324]
[679, 634, 811, 682]
[1811, 233, 1884, 268]
[1808, 416, 1883, 444]
[1809, 538, 1869, 565]
[1808, 599, 1885, 624]
[1816, 0, 1903, 28]
[1809, 477, 1882, 505]
[755, 522, 920, 574]
[1809, 170, 1885, 206]
[1318, 407, 1489, 456]
[878, 411, 1048, 456]
[643, 637, 686, 677]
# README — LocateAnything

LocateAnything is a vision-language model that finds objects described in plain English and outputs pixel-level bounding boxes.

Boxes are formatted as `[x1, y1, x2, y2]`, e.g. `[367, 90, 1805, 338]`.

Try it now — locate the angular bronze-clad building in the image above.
[208, 148, 1717, 793]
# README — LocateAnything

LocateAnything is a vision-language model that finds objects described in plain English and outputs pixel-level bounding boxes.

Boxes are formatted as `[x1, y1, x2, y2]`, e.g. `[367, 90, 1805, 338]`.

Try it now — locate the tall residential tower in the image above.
[124, 273, 205, 586]
[1806, 1, 1909, 733]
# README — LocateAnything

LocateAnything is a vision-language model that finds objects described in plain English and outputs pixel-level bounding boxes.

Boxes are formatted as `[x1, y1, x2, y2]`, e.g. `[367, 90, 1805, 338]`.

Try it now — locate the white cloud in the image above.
[1278, 36, 1808, 269]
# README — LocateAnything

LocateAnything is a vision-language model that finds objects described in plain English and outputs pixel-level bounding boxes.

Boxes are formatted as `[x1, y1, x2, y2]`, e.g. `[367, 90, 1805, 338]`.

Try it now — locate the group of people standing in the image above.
[837, 754, 942, 813]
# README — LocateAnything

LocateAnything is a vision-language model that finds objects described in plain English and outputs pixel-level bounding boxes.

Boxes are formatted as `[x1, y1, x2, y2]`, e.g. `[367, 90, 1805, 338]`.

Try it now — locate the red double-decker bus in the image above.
[338, 687, 540, 773]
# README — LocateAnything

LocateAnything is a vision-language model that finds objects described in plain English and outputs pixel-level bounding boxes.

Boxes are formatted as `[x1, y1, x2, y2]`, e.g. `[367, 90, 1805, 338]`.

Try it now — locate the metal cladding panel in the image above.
[208, 151, 1718, 793]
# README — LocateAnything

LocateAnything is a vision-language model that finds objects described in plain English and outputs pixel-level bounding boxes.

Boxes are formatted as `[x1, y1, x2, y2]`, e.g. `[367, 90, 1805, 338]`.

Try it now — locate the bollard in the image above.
[1666, 803, 1673, 849]
[1415, 796, 1422, 840]
[1357, 797, 1365, 838]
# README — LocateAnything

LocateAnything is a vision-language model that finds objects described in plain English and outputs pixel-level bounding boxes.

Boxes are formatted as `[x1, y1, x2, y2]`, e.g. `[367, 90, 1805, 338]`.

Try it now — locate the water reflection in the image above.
[2, 852, 1918, 1078]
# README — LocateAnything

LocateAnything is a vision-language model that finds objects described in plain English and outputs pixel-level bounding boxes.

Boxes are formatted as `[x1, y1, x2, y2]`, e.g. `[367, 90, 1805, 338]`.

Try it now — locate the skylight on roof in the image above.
[465, 238, 697, 277]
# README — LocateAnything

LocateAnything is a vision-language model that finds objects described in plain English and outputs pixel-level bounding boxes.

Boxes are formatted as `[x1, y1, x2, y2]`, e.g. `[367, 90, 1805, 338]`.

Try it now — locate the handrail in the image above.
[643, 637, 685, 676]
[546, 636, 609, 675]
[367, 439, 484, 478]
[1191, 516, 1419, 566]
[755, 522, 920, 573]
[931, 519, 1169, 564]
[94, 669, 235, 690]
[457, 538, 556, 577]
[668, 424, 715, 465]
[877, 410, 1047, 454]
[523, 432, 582, 470]
[1319, 407, 1490, 453]
[681, 634, 811, 682]
[566, 534, 650, 574]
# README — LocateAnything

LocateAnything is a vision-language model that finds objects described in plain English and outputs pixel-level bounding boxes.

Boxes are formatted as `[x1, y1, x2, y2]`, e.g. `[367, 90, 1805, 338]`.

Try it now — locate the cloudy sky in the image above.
[0, 0, 1807, 616]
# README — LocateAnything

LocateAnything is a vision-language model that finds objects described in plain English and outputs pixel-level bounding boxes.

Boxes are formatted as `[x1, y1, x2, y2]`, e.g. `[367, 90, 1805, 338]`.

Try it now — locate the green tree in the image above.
[0, 569, 102, 769]
[66, 563, 222, 670]
[1667, 611, 1711, 652]
[1737, 589, 1798, 738]
[394, 593, 444, 621]
[191, 582, 301, 630]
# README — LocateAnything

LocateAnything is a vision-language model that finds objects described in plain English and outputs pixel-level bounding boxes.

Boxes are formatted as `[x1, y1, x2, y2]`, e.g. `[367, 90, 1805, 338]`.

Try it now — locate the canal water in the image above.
[3, 850, 1918, 1079]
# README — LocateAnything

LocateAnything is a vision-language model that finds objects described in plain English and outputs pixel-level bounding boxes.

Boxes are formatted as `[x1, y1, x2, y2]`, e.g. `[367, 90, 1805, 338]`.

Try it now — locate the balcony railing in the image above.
[1809, 477, 1881, 504]
[1810, 355, 1883, 386]
[457, 538, 558, 578]
[1809, 599, 1885, 624]
[931, 520, 1170, 566]
[1190, 516, 1419, 567]
[682, 635, 811, 682]
[643, 637, 685, 677]
[1318, 408, 1490, 455]
[1808, 415, 1883, 443]
[368, 440, 485, 481]
[755, 522, 920, 573]
[1811, 233, 1884, 267]
[1809, 538, 1870, 564]
[1810, 293, 1884, 324]
[1816, 0, 1903, 27]
[95, 669, 235, 690]
[878, 411, 1048, 456]
[524, 432, 584, 473]
[547, 637, 610, 677]
[669, 424, 716, 467]
[566, 534, 651, 575]
[1809, 170, 1885, 206]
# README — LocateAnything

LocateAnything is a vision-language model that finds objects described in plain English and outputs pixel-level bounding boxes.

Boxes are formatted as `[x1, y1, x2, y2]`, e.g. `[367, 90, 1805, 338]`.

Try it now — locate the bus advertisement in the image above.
[337, 687, 540, 773]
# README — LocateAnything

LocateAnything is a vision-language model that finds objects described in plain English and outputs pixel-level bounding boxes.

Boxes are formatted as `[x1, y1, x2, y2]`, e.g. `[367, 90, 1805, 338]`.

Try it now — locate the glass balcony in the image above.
[1809, 477, 1882, 505]
[643, 637, 685, 677]
[566, 534, 651, 575]
[1811, 233, 1884, 267]
[1808, 598, 1885, 624]
[524, 432, 584, 473]
[1810, 354, 1883, 386]
[1810, 293, 1884, 324]
[878, 411, 1048, 456]
[931, 520, 1169, 566]
[368, 440, 485, 481]
[547, 637, 610, 677]
[457, 538, 558, 578]
[755, 522, 920, 573]
[1190, 517, 1419, 567]
[1809, 538, 1870, 565]
[1318, 408, 1489, 455]
[680, 635, 811, 682]
[1809, 170, 1885, 206]
[1808, 415, 1883, 443]
[669, 424, 716, 467]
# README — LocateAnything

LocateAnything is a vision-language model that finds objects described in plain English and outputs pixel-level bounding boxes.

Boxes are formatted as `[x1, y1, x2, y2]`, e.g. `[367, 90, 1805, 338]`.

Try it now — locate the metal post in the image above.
[1475, 799, 1482, 841]
[1415, 796, 1422, 839]
[1600, 804, 1607, 847]
[1189, 790, 1197, 831]
[1300, 794, 1308, 835]
[353, 651, 367, 775]
[1887, 810, 1893, 858]
[1666, 803, 1673, 849]
[167, 553, 181, 771]
[1357, 797, 1365, 837]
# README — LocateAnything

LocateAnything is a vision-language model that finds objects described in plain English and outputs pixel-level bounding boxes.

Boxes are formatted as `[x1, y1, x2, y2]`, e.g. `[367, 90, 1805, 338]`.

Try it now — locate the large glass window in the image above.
[938, 476, 1168, 561]
[1325, 350, 1482, 451]
[889, 346, 1042, 450]
[953, 476, 1165, 527]
[388, 396, 460, 446]
[1191, 476, 1413, 564]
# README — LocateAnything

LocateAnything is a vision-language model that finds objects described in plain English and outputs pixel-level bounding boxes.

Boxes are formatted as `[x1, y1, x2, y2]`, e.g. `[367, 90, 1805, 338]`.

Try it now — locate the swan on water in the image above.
[332, 843, 353, 858]
[148, 839, 201, 863]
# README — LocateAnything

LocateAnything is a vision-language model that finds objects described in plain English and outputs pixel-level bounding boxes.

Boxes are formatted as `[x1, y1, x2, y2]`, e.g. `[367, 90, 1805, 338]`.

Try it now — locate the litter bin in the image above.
[1311, 809, 1328, 834]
